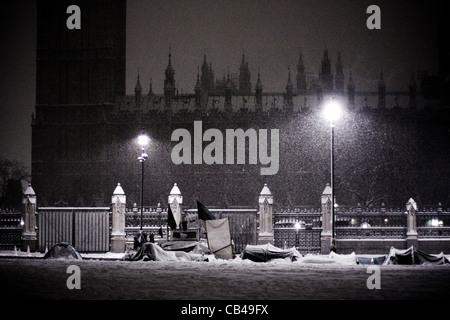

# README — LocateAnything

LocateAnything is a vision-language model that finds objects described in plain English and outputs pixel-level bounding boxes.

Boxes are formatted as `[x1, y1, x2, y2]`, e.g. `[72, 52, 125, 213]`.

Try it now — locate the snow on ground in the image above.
[1, 249, 450, 301]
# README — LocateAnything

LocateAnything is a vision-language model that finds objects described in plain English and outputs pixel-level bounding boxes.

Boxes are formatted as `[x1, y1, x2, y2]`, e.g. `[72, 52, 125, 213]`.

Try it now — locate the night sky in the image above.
[0, 0, 441, 171]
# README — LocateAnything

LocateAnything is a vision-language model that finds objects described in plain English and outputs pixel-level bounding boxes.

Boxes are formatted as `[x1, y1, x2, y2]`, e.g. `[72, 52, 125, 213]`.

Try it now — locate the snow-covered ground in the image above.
[1, 248, 450, 301]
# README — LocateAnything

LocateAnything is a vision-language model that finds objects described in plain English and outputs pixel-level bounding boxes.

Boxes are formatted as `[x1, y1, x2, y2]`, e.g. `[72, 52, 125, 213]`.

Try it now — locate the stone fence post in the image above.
[21, 184, 37, 252]
[258, 183, 274, 245]
[321, 183, 332, 254]
[406, 198, 418, 248]
[111, 183, 126, 253]
[168, 183, 183, 229]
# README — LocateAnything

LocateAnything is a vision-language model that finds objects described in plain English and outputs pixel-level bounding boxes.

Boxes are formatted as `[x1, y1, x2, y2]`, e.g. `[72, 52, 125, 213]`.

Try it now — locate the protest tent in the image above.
[383, 246, 449, 265]
[43, 242, 82, 260]
[357, 255, 386, 265]
[127, 242, 208, 262]
[240, 243, 301, 262]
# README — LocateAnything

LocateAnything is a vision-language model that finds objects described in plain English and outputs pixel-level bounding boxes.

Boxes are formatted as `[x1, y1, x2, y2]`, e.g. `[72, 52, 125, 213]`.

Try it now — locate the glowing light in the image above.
[323, 99, 342, 122]
[137, 134, 149, 147]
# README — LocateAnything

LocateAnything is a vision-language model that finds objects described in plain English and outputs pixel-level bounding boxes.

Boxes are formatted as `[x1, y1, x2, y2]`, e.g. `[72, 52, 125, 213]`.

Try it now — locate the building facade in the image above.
[31, 0, 450, 210]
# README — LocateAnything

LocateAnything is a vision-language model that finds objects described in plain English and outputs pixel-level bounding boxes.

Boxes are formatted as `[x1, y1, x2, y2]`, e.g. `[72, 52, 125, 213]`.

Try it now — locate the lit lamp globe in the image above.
[137, 134, 150, 148]
[323, 99, 342, 123]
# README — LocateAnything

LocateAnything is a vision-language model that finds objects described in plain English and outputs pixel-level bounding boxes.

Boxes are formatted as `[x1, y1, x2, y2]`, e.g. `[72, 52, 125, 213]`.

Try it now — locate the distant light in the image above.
[361, 222, 370, 228]
[137, 134, 149, 147]
[294, 222, 301, 230]
[323, 99, 342, 122]
[431, 218, 439, 227]
[20, 219, 24, 226]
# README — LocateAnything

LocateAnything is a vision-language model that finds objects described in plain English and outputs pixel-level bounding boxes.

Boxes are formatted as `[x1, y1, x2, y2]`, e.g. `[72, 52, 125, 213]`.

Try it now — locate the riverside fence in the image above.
[1, 183, 449, 254]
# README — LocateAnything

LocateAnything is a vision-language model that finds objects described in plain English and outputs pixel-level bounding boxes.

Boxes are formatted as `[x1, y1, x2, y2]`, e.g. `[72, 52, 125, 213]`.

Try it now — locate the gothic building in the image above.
[118, 48, 425, 116]
[31, 0, 449, 209]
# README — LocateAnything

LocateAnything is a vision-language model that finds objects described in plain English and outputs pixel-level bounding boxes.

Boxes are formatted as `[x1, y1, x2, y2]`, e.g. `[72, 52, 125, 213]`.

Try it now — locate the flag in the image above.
[167, 206, 177, 230]
[197, 200, 215, 221]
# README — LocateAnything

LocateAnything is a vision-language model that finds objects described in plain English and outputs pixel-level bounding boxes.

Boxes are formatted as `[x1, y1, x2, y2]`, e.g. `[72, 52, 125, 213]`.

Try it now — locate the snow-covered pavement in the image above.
[1, 252, 449, 301]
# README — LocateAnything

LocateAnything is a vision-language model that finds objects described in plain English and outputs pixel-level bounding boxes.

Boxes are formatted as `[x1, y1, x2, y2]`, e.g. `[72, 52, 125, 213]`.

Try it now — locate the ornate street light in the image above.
[323, 98, 342, 252]
[137, 130, 149, 231]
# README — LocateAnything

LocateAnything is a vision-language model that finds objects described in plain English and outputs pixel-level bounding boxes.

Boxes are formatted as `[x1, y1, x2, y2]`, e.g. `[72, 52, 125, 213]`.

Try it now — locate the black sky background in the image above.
[0, 0, 442, 172]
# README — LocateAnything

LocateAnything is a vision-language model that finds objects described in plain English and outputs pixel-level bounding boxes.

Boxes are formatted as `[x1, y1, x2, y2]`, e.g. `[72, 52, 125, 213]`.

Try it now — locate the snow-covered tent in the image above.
[126, 242, 208, 262]
[383, 246, 449, 265]
[240, 244, 301, 262]
[43, 242, 82, 260]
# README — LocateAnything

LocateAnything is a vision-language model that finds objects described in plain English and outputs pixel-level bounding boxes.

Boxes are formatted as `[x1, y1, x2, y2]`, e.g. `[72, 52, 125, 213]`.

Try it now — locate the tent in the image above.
[127, 242, 208, 262]
[383, 246, 449, 265]
[206, 218, 234, 260]
[43, 242, 82, 260]
[329, 251, 357, 265]
[298, 252, 357, 265]
[240, 243, 301, 262]
[357, 256, 386, 265]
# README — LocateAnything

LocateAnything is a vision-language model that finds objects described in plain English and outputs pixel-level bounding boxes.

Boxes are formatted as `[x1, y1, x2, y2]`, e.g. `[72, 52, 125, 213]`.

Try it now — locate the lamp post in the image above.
[323, 99, 342, 252]
[137, 131, 149, 231]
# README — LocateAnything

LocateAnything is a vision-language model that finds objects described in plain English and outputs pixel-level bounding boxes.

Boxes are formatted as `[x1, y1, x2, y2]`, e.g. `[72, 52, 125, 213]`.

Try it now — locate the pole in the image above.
[140, 150, 144, 231]
[330, 122, 336, 251]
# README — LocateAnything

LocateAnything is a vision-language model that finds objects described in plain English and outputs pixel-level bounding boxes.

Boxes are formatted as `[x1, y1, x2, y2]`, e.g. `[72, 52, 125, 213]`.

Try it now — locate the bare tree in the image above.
[0, 158, 29, 208]
[340, 162, 392, 209]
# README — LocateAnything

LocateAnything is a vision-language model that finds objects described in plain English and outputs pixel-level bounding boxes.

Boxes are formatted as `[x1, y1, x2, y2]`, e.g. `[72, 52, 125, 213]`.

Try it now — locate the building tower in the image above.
[225, 72, 233, 112]
[239, 53, 252, 95]
[200, 54, 214, 94]
[148, 77, 154, 97]
[320, 49, 334, 94]
[208, 61, 215, 94]
[164, 50, 176, 110]
[32, 0, 126, 206]
[195, 68, 202, 109]
[134, 72, 142, 108]
[334, 53, 344, 95]
[285, 67, 294, 111]
[255, 68, 263, 111]
[296, 51, 308, 94]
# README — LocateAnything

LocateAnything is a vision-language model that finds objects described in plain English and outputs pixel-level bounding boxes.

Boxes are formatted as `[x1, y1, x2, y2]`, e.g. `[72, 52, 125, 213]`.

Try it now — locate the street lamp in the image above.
[323, 99, 342, 252]
[137, 131, 149, 231]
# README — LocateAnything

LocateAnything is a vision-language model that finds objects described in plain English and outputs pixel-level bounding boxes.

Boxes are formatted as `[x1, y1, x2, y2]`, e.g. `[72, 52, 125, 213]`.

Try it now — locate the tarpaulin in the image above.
[240, 243, 301, 262]
[205, 218, 234, 260]
[43, 242, 82, 260]
[383, 246, 449, 265]
[127, 242, 207, 262]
